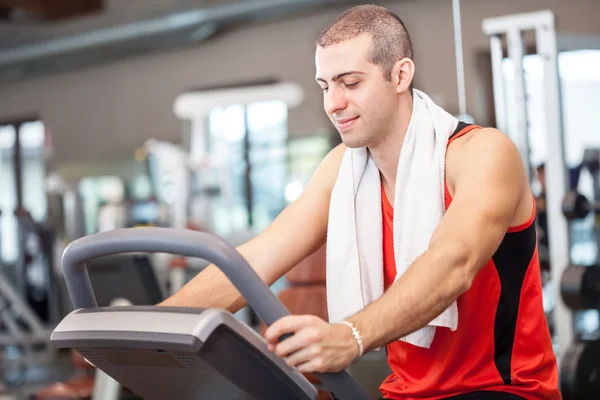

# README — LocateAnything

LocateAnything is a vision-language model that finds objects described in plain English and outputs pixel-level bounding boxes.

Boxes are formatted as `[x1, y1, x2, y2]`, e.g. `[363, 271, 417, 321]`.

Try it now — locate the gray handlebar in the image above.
[62, 227, 287, 325]
[61, 227, 371, 400]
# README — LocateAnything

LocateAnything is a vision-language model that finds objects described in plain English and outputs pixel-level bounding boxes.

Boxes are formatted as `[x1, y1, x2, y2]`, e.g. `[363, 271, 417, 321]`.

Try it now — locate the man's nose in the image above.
[324, 86, 347, 117]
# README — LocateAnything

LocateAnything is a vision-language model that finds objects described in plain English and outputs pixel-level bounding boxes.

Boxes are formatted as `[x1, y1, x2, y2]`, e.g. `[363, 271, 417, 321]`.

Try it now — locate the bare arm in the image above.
[346, 129, 531, 351]
[159, 144, 346, 313]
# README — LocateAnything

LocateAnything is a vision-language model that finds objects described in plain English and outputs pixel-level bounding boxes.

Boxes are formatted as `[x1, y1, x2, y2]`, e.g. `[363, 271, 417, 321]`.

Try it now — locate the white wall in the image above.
[1, 0, 599, 175]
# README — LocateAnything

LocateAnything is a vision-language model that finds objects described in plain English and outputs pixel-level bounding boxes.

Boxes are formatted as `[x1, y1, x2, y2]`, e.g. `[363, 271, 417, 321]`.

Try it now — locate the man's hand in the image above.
[264, 315, 360, 373]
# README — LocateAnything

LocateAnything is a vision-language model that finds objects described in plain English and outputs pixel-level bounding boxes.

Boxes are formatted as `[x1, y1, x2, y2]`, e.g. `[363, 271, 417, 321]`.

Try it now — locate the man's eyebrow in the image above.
[315, 71, 365, 83]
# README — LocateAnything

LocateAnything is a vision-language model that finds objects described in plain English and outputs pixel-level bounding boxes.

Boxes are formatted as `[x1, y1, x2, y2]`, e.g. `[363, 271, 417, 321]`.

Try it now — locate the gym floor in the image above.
[2, 351, 74, 399]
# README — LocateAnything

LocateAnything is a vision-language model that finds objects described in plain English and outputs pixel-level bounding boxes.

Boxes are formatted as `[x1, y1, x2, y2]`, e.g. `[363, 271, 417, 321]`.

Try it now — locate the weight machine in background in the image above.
[559, 149, 600, 399]
[483, 9, 600, 398]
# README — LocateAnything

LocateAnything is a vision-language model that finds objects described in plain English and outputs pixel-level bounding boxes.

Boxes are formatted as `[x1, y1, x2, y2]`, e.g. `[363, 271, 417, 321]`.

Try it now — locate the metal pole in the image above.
[13, 122, 26, 298]
[506, 29, 532, 181]
[243, 106, 253, 228]
[537, 16, 573, 359]
[452, 0, 467, 117]
[489, 35, 507, 133]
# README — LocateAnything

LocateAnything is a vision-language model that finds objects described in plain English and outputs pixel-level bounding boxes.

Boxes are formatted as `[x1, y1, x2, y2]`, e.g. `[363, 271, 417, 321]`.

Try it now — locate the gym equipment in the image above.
[0, 268, 55, 385]
[565, 149, 600, 223]
[36, 254, 164, 400]
[557, 146, 600, 396]
[483, 8, 600, 361]
[562, 191, 597, 221]
[561, 264, 600, 311]
[15, 207, 60, 325]
[559, 340, 600, 400]
[0, 210, 55, 387]
[482, 9, 574, 358]
[86, 254, 164, 307]
[51, 227, 370, 400]
[583, 149, 600, 175]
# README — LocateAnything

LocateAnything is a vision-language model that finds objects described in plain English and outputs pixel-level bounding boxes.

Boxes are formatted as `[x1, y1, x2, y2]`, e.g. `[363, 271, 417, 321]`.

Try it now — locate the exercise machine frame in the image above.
[482, 9, 600, 361]
[54, 227, 370, 400]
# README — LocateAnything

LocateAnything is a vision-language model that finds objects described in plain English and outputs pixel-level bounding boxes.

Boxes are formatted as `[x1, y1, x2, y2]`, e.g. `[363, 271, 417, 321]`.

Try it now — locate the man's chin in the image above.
[340, 136, 367, 149]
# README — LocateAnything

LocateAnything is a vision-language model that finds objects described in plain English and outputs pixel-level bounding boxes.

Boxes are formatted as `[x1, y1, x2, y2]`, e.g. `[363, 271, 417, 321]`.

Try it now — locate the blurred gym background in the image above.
[0, 0, 599, 399]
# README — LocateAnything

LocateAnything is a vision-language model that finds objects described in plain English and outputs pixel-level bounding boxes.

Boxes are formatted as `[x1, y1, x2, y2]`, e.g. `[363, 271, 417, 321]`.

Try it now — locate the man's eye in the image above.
[344, 82, 359, 88]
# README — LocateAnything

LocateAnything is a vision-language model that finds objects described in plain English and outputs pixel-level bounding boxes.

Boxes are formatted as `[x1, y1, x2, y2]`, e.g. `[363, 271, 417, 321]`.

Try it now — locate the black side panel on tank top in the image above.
[491, 224, 537, 384]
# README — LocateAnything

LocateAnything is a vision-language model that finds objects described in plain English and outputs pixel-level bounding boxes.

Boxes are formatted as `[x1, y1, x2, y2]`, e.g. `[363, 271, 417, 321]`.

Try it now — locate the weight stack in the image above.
[560, 264, 600, 399]
[561, 264, 600, 311]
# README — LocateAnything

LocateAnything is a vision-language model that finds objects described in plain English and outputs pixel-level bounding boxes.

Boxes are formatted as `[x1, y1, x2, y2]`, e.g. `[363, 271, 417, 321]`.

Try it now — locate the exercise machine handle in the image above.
[62, 228, 286, 322]
[61, 227, 371, 400]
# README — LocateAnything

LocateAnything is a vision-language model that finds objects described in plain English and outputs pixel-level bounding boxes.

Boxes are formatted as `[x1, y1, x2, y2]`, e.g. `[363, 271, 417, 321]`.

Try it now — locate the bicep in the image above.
[240, 144, 345, 286]
[430, 130, 527, 274]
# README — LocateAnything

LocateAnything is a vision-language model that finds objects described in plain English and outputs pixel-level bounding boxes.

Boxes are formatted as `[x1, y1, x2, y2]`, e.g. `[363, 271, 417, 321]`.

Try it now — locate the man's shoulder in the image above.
[319, 143, 347, 179]
[327, 142, 348, 162]
[450, 126, 509, 147]
[303, 143, 347, 196]
[446, 127, 524, 186]
[448, 126, 517, 162]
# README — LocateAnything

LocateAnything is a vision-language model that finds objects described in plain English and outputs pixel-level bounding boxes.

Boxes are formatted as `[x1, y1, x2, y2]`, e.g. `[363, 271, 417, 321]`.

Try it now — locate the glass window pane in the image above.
[0, 125, 17, 264]
[0, 125, 16, 149]
[248, 101, 288, 233]
[20, 121, 47, 222]
[286, 135, 330, 203]
[207, 104, 248, 237]
[20, 120, 45, 149]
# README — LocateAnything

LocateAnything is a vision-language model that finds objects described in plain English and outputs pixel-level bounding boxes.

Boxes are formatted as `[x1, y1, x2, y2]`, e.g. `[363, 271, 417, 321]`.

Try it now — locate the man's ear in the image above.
[392, 57, 415, 94]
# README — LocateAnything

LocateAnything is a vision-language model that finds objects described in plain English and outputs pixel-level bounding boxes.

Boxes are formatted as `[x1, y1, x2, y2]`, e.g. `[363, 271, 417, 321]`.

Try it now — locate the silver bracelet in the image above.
[339, 320, 364, 357]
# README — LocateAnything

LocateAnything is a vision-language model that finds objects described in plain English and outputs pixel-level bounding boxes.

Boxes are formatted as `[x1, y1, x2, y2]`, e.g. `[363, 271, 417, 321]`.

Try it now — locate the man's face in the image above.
[315, 34, 399, 148]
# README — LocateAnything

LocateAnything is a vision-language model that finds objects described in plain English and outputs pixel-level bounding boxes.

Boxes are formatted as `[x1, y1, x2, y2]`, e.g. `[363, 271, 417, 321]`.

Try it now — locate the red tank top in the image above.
[379, 124, 560, 399]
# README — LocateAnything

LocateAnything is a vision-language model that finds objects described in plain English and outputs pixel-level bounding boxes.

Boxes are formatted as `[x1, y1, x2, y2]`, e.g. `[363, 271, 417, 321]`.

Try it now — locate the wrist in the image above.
[338, 320, 364, 358]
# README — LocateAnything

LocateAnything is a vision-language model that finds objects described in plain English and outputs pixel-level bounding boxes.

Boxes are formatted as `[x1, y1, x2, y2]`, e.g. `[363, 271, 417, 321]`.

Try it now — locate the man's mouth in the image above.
[336, 116, 359, 131]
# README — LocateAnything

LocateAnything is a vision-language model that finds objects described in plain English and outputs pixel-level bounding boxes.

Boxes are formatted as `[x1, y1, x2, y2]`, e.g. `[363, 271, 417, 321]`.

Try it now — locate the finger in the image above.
[283, 343, 322, 368]
[296, 356, 328, 373]
[264, 315, 318, 343]
[264, 317, 297, 352]
[275, 328, 321, 358]
[264, 319, 294, 350]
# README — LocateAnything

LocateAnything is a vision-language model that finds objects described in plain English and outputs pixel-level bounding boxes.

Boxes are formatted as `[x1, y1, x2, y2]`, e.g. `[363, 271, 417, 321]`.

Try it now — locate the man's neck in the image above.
[368, 96, 413, 198]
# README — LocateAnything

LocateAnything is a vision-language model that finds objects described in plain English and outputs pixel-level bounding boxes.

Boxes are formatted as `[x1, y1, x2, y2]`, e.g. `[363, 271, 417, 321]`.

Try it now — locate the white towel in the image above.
[326, 89, 459, 348]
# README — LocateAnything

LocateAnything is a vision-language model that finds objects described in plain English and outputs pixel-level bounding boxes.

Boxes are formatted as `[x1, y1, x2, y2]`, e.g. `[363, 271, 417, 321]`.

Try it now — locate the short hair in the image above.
[316, 4, 414, 82]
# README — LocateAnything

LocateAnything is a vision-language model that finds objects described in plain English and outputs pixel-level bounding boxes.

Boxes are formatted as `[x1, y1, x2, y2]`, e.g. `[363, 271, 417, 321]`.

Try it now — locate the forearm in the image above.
[158, 264, 248, 313]
[157, 237, 289, 313]
[346, 242, 473, 351]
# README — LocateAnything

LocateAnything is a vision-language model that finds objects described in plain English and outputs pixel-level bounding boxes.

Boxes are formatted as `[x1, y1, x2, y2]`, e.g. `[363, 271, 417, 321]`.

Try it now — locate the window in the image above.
[286, 135, 331, 203]
[0, 120, 47, 264]
[206, 100, 289, 237]
[79, 176, 125, 235]
[0, 125, 18, 264]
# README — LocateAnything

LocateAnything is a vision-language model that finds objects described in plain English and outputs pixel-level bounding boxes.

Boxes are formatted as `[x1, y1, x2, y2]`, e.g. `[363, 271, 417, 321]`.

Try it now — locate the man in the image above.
[160, 5, 560, 399]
